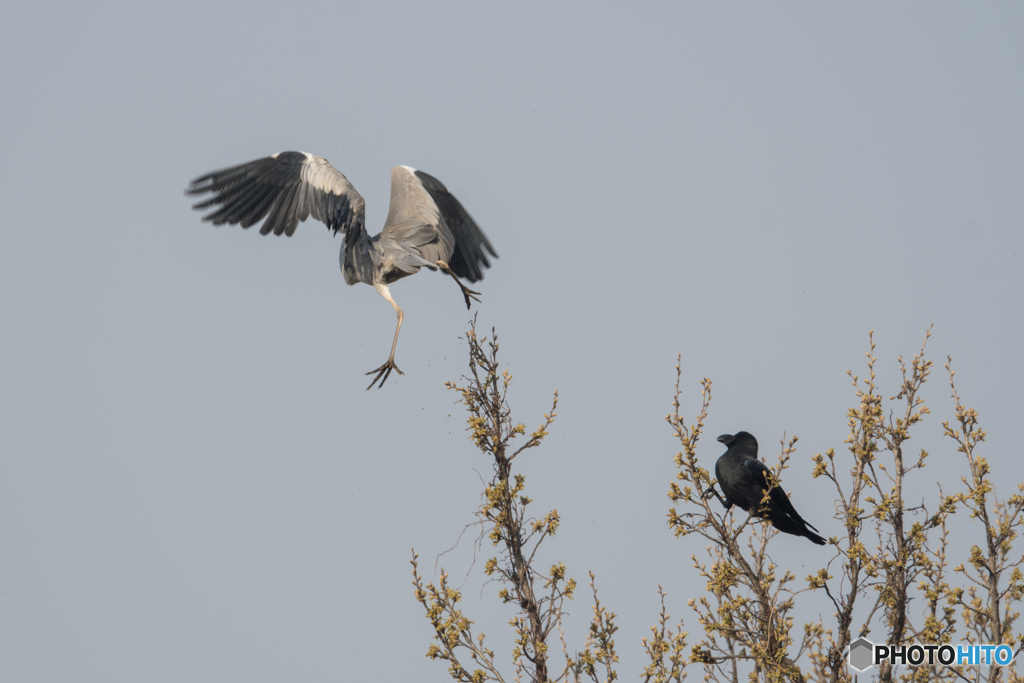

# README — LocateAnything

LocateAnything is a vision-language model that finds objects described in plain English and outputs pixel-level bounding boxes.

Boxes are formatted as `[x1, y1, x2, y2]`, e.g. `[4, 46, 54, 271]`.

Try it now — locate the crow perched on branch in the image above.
[708, 431, 826, 546]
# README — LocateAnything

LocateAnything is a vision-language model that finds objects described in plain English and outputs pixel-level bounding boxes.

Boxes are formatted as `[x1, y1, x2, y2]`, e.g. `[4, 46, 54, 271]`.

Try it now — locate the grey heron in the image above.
[186, 151, 497, 389]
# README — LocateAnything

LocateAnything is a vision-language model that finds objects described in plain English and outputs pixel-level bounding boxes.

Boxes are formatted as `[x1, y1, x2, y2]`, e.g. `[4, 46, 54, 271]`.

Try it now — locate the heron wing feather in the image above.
[187, 151, 366, 238]
[413, 170, 497, 283]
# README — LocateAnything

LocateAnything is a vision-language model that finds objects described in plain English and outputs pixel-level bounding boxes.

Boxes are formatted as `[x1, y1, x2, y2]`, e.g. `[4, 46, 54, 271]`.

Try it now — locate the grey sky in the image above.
[2, 2, 1022, 680]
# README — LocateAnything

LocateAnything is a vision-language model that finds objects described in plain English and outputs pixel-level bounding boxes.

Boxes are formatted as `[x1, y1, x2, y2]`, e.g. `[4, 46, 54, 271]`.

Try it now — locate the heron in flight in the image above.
[186, 151, 497, 389]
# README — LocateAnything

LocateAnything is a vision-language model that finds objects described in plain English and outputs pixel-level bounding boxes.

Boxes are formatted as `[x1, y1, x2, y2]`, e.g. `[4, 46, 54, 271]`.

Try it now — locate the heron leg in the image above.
[436, 260, 481, 310]
[365, 283, 405, 390]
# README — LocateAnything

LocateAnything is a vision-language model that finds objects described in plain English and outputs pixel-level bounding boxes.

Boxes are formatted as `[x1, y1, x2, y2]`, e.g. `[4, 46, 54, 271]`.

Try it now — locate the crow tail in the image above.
[768, 509, 827, 546]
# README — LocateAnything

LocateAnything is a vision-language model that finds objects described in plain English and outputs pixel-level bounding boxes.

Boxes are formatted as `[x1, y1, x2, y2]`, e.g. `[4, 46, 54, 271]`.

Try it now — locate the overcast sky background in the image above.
[2, 2, 1022, 681]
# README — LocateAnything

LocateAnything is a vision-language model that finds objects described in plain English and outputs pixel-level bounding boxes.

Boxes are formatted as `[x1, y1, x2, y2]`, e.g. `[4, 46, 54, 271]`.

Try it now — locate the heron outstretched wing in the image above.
[413, 169, 497, 283]
[186, 152, 366, 238]
[382, 166, 497, 283]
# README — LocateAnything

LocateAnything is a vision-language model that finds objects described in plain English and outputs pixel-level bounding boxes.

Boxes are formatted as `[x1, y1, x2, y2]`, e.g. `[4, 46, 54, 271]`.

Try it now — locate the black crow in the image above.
[710, 431, 826, 545]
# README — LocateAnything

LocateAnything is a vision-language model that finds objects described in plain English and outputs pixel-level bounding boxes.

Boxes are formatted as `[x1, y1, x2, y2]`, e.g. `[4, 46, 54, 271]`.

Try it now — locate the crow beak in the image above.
[717, 434, 732, 445]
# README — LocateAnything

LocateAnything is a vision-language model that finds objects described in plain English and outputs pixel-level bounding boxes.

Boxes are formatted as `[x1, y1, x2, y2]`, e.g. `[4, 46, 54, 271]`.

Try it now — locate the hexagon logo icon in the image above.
[848, 637, 875, 672]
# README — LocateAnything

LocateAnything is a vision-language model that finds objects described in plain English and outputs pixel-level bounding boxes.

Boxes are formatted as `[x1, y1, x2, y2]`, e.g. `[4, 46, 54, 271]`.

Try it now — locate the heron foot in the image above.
[458, 283, 481, 310]
[365, 358, 404, 390]
[436, 260, 482, 310]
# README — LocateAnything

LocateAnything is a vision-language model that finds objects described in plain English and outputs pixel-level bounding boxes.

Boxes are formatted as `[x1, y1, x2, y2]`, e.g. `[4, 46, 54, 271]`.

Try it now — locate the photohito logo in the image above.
[847, 637, 1015, 673]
